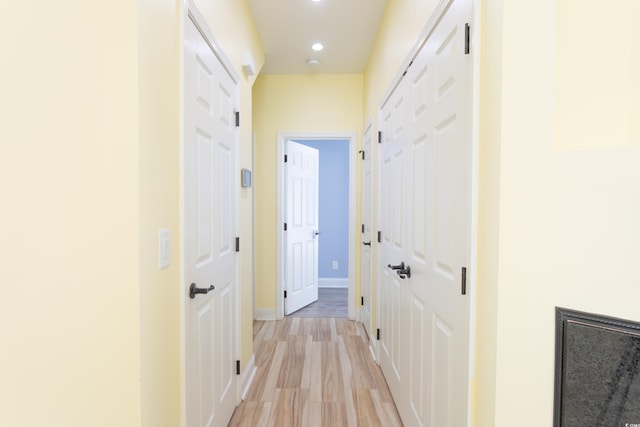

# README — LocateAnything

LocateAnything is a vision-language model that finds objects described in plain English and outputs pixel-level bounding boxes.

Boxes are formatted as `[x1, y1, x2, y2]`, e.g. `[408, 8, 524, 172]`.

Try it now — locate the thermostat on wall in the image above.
[241, 168, 252, 187]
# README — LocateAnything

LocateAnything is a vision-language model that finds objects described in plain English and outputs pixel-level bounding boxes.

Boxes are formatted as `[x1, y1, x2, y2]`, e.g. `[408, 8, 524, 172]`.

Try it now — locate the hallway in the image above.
[228, 318, 402, 426]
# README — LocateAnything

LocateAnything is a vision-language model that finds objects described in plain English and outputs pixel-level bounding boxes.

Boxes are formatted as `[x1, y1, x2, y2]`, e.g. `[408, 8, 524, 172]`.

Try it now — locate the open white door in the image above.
[284, 140, 320, 315]
[184, 14, 239, 427]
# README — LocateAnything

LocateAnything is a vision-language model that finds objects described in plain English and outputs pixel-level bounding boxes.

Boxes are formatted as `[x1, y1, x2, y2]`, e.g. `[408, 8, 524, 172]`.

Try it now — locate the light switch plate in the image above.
[159, 229, 171, 269]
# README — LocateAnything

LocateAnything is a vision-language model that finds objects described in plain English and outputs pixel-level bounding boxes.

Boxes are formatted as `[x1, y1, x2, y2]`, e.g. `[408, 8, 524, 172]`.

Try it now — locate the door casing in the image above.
[276, 132, 358, 320]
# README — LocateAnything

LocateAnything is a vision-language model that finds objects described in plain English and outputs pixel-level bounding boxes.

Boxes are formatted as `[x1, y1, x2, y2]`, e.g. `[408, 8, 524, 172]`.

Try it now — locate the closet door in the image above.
[379, 78, 411, 414]
[360, 122, 374, 338]
[378, 0, 473, 424]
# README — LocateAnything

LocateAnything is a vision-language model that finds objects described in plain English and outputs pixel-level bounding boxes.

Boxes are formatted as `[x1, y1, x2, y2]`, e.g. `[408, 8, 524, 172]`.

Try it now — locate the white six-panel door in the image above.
[378, 0, 472, 425]
[184, 15, 239, 427]
[360, 122, 374, 338]
[284, 141, 320, 315]
[379, 80, 411, 412]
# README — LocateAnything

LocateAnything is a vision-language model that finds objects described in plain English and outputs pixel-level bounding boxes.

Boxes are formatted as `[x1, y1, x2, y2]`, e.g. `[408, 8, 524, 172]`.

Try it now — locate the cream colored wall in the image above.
[192, 0, 265, 371]
[0, 1, 141, 426]
[253, 74, 363, 311]
[477, 1, 640, 425]
[138, 0, 181, 426]
[474, 0, 502, 424]
[0, 1, 263, 426]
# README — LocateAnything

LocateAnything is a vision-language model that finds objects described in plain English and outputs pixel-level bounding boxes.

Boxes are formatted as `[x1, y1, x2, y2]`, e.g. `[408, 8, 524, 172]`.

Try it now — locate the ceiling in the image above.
[247, 0, 388, 75]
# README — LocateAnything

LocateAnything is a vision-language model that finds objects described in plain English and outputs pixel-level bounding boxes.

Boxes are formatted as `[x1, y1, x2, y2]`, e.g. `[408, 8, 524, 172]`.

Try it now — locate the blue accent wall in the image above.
[295, 139, 349, 278]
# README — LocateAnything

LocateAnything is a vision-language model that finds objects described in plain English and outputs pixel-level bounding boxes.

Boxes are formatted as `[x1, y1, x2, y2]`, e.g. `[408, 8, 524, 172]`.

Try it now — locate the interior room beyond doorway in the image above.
[277, 134, 356, 320]
[287, 139, 349, 318]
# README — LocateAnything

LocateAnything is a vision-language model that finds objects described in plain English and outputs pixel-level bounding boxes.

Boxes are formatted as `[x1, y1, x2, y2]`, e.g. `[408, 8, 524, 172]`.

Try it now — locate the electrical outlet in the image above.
[332, 260, 339, 270]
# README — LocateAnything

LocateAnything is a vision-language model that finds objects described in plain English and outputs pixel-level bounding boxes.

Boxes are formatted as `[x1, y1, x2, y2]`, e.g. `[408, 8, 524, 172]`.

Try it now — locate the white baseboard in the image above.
[254, 307, 276, 321]
[240, 354, 256, 400]
[318, 278, 349, 288]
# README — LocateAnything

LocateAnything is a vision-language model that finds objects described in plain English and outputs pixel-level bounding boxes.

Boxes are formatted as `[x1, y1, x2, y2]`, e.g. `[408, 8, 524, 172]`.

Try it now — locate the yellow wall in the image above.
[253, 74, 363, 311]
[476, 1, 640, 425]
[138, 0, 181, 425]
[474, 0, 503, 424]
[0, 1, 263, 426]
[0, 1, 141, 426]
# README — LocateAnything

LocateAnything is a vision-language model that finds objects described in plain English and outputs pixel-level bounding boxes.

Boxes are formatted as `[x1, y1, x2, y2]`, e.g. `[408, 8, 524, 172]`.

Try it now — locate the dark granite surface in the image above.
[559, 318, 640, 427]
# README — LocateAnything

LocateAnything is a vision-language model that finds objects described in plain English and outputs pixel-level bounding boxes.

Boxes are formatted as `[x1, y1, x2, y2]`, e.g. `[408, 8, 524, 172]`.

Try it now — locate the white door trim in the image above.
[276, 132, 358, 320]
[180, 2, 242, 426]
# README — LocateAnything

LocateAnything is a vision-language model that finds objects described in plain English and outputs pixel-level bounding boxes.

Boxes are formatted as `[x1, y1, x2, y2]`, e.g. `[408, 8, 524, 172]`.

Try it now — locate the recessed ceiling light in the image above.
[311, 0, 322, 2]
[312, 43, 323, 51]
[307, 59, 320, 66]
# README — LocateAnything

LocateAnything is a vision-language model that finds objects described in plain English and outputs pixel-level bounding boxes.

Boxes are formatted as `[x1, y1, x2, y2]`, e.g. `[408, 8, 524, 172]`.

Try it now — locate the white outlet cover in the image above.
[159, 229, 171, 269]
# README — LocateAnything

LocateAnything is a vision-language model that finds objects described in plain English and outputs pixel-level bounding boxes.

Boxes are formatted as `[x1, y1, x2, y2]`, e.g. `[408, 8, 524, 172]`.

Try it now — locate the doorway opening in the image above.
[276, 132, 357, 320]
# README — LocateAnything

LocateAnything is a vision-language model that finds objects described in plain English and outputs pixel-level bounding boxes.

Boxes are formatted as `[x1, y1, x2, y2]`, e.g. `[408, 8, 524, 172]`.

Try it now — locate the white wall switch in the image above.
[159, 229, 171, 269]
[332, 260, 339, 270]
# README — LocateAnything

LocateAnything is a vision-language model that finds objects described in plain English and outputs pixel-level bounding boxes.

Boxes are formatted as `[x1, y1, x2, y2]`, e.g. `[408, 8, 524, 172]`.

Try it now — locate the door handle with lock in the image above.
[313, 230, 320, 239]
[189, 283, 215, 299]
[362, 241, 371, 246]
[396, 265, 411, 279]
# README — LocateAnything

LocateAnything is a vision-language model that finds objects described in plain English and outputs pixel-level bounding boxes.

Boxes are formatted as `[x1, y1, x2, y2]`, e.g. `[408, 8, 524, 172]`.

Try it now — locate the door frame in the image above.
[180, 2, 243, 425]
[276, 132, 358, 320]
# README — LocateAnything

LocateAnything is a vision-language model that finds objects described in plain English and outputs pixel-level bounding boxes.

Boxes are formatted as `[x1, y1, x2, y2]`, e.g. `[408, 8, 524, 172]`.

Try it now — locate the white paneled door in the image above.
[379, 0, 473, 425]
[284, 141, 320, 315]
[360, 123, 373, 338]
[184, 15, 239, 427]
[379, 74, 411, 413]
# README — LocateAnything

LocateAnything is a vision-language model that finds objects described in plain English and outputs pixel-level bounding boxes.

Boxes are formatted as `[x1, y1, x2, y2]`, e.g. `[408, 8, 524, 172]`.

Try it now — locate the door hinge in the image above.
[378, 131, 382, 144]
[235, 237, 240, 252]
[376, 328, 380, 340]
[236, 360, 240, 375]
[284, 290, 287, 298]
[461, 266, 467, 295]
[284, 154, 288, 163]
[235, 111, 240, 127]
[284, 222, 288, 231]
[359, 150, 365, 160]
[361, 296, 364, 306]
[464, 23, 471, 55]
[377, 231, 382, 243]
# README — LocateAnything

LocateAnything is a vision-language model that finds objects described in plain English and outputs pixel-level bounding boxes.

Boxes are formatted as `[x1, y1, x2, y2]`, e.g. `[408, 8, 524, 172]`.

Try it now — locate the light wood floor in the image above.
[228, 318, 403, 427]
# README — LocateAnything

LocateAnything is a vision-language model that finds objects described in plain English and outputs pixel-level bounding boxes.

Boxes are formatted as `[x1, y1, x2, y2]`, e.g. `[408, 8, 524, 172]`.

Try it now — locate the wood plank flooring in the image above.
[286, 288, 348, 318]
[228, 318, 403, 427]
